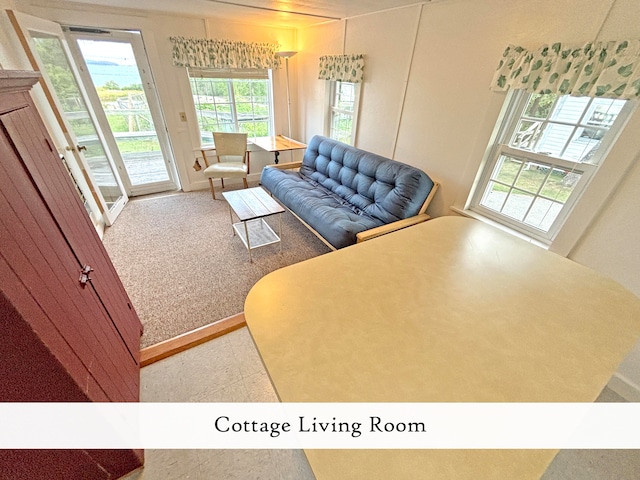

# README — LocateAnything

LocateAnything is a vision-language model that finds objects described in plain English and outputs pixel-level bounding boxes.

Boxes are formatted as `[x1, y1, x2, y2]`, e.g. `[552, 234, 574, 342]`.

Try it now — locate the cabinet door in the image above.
[0, 106, 138, 403]
[0, 73, 143, 479]
[3, 98, 142, 362]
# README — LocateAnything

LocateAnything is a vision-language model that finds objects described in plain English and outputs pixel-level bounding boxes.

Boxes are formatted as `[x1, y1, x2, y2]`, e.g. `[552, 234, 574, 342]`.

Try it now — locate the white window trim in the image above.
[186, 68, 275, 147]
[324, 80, 361, 145]
[466, 89, 636, 248]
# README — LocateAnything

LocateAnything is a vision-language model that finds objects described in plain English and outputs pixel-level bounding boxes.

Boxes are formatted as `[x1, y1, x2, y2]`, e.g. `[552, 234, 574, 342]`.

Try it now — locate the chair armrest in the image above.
[265, 161, 302, 170]
[356, 214, 431, 243]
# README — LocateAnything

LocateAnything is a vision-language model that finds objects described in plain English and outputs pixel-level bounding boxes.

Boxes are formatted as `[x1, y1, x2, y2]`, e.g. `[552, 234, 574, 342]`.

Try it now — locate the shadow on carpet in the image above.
[102, 189, 331, 348]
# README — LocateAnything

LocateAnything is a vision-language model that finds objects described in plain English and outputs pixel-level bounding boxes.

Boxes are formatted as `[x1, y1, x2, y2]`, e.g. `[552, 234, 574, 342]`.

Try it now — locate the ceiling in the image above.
[53, 0, 429, 28]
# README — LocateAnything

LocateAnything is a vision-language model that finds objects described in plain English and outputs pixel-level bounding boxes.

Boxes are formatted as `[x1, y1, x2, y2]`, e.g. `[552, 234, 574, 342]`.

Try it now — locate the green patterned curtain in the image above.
[170, 36, 281, 69]
[318, 54, 365, 83]
[491, 40, 640, 99]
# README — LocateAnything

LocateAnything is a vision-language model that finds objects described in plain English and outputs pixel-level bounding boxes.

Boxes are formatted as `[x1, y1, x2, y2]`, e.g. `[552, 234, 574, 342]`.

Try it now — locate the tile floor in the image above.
[123, 327, 639, 480]
[123, 327, 315, 480]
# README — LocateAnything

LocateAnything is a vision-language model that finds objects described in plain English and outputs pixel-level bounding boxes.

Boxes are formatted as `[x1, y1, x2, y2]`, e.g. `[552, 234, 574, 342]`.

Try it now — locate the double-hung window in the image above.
[469, 91, 631, 243]
[325, 80, 360, 145]
[188, 68, 274, 146]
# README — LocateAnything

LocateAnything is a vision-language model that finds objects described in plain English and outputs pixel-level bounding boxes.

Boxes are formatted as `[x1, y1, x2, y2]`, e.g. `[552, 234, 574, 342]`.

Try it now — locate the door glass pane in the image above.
[31, 34, 123, 207]
[76, 39, 170, 186]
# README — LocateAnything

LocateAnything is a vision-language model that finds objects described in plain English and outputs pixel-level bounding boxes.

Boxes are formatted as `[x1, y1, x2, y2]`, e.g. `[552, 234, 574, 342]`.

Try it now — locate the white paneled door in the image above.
[10, 11, 179, 227]
[66, 28, 179, 197]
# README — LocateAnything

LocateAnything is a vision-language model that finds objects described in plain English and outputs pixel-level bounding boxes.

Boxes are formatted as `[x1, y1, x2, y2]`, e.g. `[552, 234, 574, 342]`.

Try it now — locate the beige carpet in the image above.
[102, 187, 331, 348]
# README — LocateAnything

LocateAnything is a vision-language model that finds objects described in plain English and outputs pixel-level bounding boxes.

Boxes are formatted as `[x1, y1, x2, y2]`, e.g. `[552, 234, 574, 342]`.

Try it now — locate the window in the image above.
[469, 91, 631, 243]
[326, 81, 360, 145]
[188, 68, 273, 146]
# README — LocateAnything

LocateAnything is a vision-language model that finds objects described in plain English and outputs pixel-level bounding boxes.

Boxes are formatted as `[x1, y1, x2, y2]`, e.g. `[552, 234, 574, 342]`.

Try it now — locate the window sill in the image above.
[449, 206, 550, 250]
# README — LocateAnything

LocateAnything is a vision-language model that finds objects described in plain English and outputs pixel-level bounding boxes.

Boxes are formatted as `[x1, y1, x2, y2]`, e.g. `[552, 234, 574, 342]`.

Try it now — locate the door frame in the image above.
[8, 9, 128, 226]
[65, 27, 180, 197]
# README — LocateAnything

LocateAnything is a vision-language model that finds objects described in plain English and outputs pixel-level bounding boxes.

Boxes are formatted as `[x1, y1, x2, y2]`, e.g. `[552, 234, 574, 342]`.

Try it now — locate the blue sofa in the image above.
[260, 135, 438, 249]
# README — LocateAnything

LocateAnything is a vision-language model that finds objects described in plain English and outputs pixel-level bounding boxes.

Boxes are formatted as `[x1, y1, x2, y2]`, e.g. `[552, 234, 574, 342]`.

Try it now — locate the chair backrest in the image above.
[213, 132, 248, 163]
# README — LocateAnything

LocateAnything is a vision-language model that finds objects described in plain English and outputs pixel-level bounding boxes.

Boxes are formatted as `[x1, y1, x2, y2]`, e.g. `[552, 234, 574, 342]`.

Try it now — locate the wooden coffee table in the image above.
[221, 187, 285, 262]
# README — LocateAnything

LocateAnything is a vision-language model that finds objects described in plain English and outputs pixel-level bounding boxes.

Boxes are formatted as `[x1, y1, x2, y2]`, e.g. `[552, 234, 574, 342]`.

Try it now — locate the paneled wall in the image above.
[297, 0, 640, 396]
[297, 0, 640, 289]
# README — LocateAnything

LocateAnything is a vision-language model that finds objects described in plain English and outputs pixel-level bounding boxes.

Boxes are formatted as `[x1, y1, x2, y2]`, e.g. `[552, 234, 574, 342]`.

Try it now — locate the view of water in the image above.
[85, 60, 142, 88]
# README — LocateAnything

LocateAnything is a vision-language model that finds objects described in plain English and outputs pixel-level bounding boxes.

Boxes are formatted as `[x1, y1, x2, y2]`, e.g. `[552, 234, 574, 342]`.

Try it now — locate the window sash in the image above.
[507, 95, 626, 164]
[472, 145, 595, 242]
[188, 70, 273, 145]
[325, 80, 359, 145]
[469, 89, 628, 243]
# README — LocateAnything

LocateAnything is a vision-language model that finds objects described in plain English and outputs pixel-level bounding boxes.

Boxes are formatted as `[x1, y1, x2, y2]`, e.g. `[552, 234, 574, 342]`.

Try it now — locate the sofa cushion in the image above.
[260, 135, 436, 249]
[260, 168, 383, 249]
[300, 136, 434, 225]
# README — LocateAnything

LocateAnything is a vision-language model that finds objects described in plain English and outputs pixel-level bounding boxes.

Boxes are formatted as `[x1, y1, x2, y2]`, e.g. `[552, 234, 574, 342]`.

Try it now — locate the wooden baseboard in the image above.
[140, 313, 246, 367]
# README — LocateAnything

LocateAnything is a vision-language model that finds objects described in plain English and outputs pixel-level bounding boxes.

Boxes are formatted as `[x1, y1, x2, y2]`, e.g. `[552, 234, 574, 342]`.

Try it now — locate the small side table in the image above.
[222, 187, 285, 262]
[250, 135, 306, 164]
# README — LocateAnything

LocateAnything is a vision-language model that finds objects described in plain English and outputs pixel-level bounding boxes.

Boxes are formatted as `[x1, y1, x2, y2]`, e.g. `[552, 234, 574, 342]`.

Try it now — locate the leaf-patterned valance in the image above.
[170, 36, 281, 70]
[318, 54, 365, 83]
[491, 40, 640, 99]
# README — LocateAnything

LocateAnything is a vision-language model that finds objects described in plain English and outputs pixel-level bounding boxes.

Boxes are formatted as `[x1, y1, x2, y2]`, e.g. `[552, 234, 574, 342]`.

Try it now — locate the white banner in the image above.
[1, 403, 639, 449]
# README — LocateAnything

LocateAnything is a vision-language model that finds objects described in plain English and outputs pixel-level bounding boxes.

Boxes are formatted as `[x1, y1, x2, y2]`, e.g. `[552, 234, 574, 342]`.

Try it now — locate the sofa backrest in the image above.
[300, 135, 435, 224]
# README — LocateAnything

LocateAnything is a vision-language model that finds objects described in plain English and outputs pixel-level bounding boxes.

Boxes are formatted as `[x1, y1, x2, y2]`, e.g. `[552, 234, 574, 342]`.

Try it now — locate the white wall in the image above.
[0, 0, 25, 70]
[297, 0, 640, 397]
[296, 20, 343, 141]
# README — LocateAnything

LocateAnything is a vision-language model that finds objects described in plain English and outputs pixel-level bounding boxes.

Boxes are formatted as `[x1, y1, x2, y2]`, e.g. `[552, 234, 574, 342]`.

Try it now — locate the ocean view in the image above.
[85, 60, 142, 88]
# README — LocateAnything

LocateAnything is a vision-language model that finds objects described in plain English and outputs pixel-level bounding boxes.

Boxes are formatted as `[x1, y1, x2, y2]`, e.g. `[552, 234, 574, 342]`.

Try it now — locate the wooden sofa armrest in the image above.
[418, 181, 440, 214]
[266, 161, 302, 170]
[356, 213, 431, 243]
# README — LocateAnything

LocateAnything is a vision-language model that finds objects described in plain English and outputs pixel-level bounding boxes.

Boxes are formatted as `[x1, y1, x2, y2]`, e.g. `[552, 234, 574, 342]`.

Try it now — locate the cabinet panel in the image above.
[4, 103, 141, 359]
[0, 71, 143, 479]
[0, 122, 136, 402]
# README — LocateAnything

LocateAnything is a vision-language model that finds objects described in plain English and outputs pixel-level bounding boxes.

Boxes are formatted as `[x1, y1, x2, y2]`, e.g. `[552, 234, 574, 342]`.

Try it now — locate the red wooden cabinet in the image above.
[0, 71, 143, 479]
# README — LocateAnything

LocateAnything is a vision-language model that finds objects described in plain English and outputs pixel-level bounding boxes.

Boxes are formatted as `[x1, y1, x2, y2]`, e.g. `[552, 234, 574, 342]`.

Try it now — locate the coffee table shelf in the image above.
[232, 218, 280, 251]
[222, 187, 285, 262]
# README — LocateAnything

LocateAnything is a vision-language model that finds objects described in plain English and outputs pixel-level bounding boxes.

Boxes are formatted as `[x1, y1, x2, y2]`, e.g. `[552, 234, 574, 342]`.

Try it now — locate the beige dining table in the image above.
[244, 216, 640, 479]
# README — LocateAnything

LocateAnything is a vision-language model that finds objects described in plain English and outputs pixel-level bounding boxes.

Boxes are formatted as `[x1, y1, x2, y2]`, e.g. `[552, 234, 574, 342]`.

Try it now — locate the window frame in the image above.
[324, 80, 361, 145]
[188, 68, 275, 147]
[468, 89, 634, 244]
